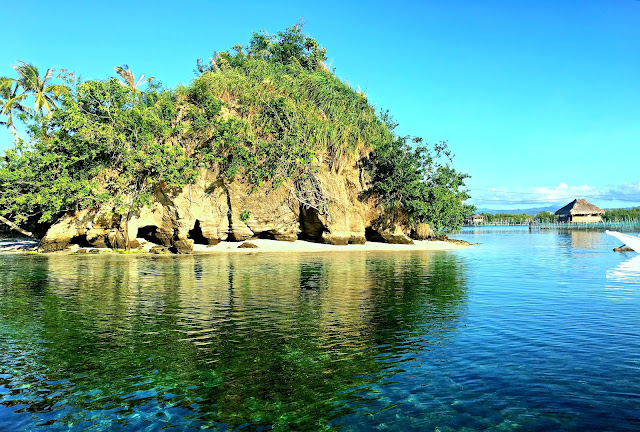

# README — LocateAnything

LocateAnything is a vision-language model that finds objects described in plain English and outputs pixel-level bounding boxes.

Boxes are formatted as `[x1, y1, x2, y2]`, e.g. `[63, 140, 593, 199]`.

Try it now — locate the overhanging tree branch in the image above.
[0, 215, 35, 238]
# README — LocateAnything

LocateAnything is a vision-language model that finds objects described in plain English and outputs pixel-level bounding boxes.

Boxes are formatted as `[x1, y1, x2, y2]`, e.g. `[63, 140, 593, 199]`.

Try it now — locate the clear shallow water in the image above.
[1, 228, 639, 431]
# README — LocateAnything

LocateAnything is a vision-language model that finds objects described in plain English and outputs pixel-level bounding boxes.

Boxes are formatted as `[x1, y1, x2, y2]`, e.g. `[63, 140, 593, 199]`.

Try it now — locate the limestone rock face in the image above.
[38, 209, 91, 252]
[301, 169, 372, 246]
[238, 242, 258, 249]
[38, 166, 432, 253]
[378, 227, 415, 245]
[226, 180, 299, 242]
[410, 223, 434, 240]
[150, 245, 171, 254]
[129, 170, 231, 253]
[39, 208, 128, 252]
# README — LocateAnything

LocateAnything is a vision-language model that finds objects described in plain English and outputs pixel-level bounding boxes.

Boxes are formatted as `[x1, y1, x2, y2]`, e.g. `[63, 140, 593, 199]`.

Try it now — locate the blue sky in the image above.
[1, 0, 638, 210]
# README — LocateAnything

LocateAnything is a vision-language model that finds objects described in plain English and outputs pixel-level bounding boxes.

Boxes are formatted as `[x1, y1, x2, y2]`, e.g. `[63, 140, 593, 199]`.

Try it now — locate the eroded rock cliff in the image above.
[39, 165, 430, 253]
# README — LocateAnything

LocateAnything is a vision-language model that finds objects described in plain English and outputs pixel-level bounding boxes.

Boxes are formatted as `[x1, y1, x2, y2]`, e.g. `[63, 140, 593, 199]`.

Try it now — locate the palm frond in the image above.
[45, 83, 69, 97]
[42, 67, 56, 83]
[135, 73, 146, 88]
[115, 64, 137, 89]
[0, 77, 15, 94]
[12, 61, 40, 91]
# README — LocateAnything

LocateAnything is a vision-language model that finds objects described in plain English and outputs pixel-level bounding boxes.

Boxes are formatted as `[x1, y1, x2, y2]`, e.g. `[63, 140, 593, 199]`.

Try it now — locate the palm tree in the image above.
[11, 61, 67, 116]
[114, 64, 154, 93]
[0, 77, 32, 139]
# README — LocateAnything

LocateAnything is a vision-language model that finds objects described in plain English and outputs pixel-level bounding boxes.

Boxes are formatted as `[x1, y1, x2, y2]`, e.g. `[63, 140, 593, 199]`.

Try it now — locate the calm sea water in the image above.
[1, 227, 639, 431]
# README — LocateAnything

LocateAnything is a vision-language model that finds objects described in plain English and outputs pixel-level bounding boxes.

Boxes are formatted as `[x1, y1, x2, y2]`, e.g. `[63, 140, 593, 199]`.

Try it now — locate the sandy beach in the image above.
[0, 237, 468, 254]
[192, 238, 468, 253]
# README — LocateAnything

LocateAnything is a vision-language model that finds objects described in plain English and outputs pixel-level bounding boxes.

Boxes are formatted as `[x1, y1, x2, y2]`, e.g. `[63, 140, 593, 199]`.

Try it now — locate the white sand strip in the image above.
[192, 239, 468, 254]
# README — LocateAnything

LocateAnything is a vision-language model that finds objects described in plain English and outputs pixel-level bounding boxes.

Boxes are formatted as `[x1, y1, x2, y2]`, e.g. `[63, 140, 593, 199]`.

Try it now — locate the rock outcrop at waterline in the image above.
[38, 167, 433, 253]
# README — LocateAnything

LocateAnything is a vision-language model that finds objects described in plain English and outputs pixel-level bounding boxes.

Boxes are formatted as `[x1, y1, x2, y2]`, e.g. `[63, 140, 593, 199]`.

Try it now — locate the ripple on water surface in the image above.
[1, 230, 640, 431]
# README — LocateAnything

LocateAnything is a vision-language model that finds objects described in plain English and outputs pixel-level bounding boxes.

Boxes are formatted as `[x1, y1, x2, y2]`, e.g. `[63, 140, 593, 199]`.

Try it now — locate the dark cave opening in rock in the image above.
[257, 231, 277, 240]
[137, 225, 163, 245]
[299, 206, 326, 242]
[188, 220, 209, 245]
[69, 234, 92, 248]
[365, 227, 387, 243]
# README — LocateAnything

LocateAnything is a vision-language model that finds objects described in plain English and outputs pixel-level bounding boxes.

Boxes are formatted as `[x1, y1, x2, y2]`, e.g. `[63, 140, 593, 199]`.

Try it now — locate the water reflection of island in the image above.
[0, 252, 468, 430]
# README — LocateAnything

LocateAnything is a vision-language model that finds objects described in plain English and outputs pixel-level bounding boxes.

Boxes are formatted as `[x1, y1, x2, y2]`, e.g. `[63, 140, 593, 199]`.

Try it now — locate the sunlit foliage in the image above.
[0, 25, 473, 235]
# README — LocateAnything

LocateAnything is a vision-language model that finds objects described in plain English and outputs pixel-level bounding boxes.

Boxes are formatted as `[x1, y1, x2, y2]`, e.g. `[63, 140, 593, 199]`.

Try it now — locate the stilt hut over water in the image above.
[555, 199, 605, 223]
[465, 214, 484, 225]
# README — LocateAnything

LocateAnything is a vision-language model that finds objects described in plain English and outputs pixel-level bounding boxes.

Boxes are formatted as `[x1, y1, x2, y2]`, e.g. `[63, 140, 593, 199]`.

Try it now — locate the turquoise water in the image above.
[1, 228, 639, 431]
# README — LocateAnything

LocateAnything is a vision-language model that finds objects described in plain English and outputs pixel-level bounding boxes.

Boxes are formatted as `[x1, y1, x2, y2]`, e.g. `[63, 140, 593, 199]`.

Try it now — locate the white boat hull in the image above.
[606, 230, 640, 253]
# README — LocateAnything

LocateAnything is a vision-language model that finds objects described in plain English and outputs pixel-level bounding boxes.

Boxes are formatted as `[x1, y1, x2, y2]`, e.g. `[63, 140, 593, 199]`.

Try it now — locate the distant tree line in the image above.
[476, 207, 640, 224]
[478, 211, 558, 224]
[480, 213, 531, 224]
[602, 207, 640, 221]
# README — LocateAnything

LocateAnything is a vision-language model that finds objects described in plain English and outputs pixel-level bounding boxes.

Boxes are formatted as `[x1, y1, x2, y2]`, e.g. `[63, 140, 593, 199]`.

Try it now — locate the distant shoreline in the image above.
[0, 237, 469, 254]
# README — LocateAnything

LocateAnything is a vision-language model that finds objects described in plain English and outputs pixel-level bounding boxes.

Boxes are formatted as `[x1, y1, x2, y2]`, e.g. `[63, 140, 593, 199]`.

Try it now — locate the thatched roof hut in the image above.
[555, 199, 604, 223]
[465, 214, 484, 225]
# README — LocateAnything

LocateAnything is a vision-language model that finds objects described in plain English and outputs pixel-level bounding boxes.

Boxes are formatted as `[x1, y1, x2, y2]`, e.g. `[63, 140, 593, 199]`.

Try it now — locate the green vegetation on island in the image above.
[602, 207, 640, 222]
[0, 24, 473, 238]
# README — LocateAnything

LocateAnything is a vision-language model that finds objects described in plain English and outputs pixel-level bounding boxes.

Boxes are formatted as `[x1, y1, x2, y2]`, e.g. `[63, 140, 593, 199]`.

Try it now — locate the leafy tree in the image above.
[0, 77, 31, 138]
[197, 23, 327, 74]
[535, 211, 557, 222]
[603, 207, 640, 221]
[0, 79, 197, 227]
[480, 213, 531, 224]
[11, 61, 67, 115]
[366, 137, 474, 233]
[247, 22, 327, 71]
